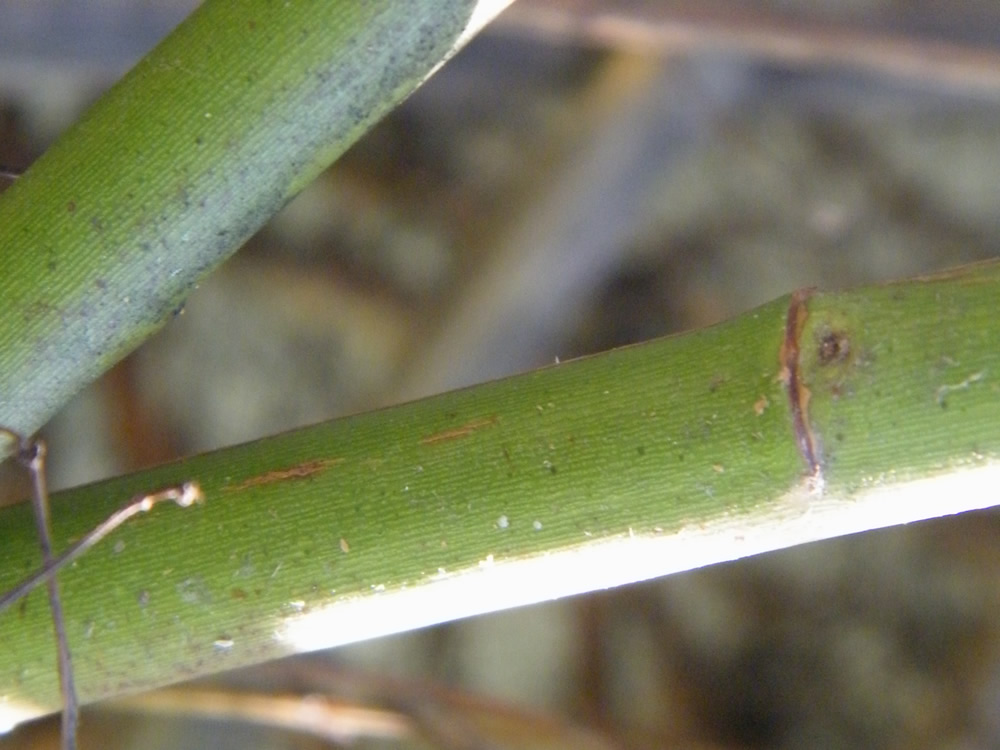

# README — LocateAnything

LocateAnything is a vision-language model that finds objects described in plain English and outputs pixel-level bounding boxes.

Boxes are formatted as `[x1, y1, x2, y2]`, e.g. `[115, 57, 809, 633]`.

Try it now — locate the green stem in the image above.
[0, 0, 511, 436]
[1, 261, 999, 724]
[0, 0, 997, 734]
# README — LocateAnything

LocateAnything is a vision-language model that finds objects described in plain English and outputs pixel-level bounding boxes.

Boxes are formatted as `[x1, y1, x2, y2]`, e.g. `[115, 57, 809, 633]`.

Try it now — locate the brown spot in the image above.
[780, 289, 821, 482]
[223, 458, 343, 491]
[66, 200, 76, 213]
[420, 415, 498, 445]
[753, 395, 769, 416]
[231, 588, 248, 600]
[818, 331, 849, 365]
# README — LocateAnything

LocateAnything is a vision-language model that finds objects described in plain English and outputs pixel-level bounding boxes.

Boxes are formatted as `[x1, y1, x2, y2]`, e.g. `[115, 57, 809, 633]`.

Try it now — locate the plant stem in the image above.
[0, 261, 998, 725]
[0, 0, 513, 436]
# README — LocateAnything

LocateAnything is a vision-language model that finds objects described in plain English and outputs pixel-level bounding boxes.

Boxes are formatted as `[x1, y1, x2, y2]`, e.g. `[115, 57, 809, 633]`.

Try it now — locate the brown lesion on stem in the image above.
[420, 416, 499, 445]
[223, 458, 344, 492]
[817, 329, 850, 365]
[779, 289, 823, 488]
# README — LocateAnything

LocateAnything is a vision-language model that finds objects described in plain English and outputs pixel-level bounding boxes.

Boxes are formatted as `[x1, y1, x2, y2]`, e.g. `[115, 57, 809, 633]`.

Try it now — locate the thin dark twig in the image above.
[0, 429, 79, 750]
[0, 426, 202, 749]
[0, 480, 204, 614]
[24, 440, 79, 750]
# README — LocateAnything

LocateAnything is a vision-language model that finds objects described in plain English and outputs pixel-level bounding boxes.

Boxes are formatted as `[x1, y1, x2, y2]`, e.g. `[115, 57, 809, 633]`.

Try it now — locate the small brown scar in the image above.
[223, 458, 344, 492]
[780, 289, 823, 488]
[818, 330, 850, 365]
[753, 395, 769, 416]
[420, 415, 498, 445]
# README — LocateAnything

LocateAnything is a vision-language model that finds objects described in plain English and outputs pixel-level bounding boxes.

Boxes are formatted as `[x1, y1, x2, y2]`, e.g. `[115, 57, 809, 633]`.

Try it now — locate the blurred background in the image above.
[2, 0, 1000, 747]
